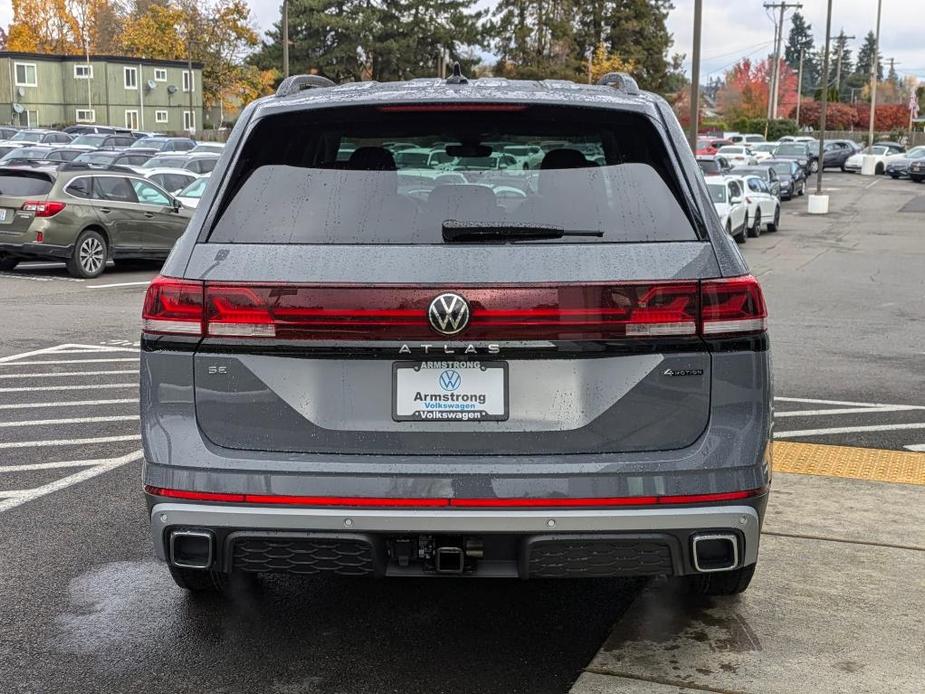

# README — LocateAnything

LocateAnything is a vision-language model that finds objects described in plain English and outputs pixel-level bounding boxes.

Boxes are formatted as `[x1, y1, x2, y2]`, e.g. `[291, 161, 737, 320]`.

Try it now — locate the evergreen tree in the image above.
[783, 12, 816, 96]
[830, 31, 853, 101]
[854, 30, 883, 82]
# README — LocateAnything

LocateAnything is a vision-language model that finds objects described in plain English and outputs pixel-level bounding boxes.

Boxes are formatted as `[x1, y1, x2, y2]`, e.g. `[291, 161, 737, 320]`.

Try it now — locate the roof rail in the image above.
[275, 74, 336, 97]
[445, 62, 468, 85]
[596, 72, 640, 95]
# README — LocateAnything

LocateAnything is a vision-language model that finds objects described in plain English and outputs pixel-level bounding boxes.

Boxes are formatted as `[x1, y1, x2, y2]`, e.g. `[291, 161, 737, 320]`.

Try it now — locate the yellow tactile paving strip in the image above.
[773, 441, 925, 486]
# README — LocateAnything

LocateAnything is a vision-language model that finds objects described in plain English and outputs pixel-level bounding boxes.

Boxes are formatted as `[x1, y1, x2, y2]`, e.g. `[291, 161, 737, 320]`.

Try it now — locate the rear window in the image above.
[209, 105, 698, 245]
[0, 173, 54, 196]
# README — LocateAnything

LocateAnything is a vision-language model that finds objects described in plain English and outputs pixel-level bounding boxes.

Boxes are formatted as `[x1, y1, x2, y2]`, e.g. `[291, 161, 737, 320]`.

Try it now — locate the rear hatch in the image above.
[144, 103, 764, 457]
[0, 169, 55, 238]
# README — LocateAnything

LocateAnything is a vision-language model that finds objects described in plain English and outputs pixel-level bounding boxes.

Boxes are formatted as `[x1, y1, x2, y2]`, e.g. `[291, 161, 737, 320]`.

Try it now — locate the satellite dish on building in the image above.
[12, 103, 24, 114]
[167, 85, 178, 94]
[16, 87, 25, 98]
[146, 79, 157, 91]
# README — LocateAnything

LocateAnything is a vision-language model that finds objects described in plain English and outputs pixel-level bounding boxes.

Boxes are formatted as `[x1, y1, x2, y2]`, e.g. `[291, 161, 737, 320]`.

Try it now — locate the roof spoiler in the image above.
[596, 72, 640, 96]
[275, 74, 336, 97]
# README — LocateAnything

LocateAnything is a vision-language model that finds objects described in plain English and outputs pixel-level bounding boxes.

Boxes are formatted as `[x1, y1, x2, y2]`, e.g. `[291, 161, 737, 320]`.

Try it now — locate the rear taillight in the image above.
[701, 276, 767, 336]
[142, 276, 204, 335]
[141, 276, 766, 340]
[21, 200, 66, 217]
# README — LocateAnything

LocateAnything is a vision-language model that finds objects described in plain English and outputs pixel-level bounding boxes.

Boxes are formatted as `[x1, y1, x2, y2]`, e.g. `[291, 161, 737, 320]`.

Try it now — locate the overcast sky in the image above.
[2, 1, 922, 81]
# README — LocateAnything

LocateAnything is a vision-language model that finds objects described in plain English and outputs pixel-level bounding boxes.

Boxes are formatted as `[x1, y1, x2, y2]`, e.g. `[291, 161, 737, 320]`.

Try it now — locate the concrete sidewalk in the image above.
[570, 471, 925, 694]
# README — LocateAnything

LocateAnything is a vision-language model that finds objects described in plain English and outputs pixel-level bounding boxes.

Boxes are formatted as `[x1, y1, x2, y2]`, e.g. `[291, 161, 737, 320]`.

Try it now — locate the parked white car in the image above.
[707, 176, 749, 244]
[175, 176, 209, 208]
[728, 134, 766, 146]
[717, 145, 758, 167]
[730, 174, 780, 238]
[843, 145, 894, 174]
[141, 168, 202, 195]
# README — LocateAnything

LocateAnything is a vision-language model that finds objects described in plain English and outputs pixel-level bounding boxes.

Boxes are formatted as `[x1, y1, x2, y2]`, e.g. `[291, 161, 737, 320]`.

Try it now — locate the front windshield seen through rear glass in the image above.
[209, 106, 699, 245]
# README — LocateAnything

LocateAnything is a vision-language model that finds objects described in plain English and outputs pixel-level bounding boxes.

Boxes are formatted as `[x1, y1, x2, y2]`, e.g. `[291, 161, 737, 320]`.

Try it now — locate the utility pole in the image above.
[867, 0, 882, 147]
[816, 0, 833, 195]
[282, 0, 290, 79]
[795, 47, 804, 125]
[833, 32, 855, 102]
[764, 2, 802, 119]
[688, 0, 702, 151]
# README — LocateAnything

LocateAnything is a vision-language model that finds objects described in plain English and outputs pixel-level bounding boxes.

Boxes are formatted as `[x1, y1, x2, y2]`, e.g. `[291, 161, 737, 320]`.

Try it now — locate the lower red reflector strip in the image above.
[144, 485, 765, 508]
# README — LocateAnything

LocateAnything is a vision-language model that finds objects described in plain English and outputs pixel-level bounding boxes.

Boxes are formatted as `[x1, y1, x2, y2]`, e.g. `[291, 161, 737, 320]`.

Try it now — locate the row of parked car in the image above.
[0, 124, 223, 278]
[698, 133, 925, 180]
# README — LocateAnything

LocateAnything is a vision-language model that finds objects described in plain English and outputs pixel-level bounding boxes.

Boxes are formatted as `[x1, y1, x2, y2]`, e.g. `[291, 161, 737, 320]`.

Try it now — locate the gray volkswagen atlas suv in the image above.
[141, 72, 772, 595]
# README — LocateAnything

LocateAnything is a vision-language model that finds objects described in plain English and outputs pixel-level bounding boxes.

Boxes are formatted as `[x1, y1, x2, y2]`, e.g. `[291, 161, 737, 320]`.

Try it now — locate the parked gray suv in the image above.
[141, 72, 772, 596]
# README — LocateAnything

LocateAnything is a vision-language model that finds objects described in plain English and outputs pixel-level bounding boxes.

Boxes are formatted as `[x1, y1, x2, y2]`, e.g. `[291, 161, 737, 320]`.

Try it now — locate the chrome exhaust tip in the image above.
[169, 529, 214, 569]
[692, 533, 739, 573]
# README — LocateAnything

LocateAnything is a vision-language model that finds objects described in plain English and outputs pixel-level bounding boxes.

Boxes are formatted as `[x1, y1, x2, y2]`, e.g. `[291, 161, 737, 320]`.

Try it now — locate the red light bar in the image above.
[377, 104, 528, 112]
[144, 485, 766, 508]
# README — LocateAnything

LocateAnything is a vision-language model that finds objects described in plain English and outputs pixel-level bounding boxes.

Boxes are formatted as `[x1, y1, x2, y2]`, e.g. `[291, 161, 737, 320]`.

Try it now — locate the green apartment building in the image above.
[0, 51, 203, 133]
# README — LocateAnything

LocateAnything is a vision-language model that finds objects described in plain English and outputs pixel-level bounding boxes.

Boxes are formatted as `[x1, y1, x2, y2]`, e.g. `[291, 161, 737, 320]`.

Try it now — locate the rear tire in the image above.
[684, 564, 756, 596]
[67, 229, 107, 278]
[0, 256, 18, 271]
[747, 211, 761, 238]
[875, 163, 884, 176]
[767, 206, 780, 232]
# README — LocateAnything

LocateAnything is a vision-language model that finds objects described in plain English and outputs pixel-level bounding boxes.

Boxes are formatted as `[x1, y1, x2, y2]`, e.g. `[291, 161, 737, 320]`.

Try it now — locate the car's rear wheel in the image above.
[748, 210, 761, 238]
[683, 564, 756, 596]
[767, 206, 780, 232]
[67, 229, 107, 278]
[875, 163, 884, 176]
[0, 256, 18, 271]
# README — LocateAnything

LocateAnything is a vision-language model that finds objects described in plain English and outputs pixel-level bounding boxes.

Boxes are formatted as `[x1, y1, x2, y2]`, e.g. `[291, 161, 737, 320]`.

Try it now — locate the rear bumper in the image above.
[148, 497, 765, 578]
[0, 241, 72, 260]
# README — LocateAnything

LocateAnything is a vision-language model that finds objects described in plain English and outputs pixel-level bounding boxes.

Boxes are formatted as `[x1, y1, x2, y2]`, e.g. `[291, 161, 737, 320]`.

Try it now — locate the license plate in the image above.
[393, 361, 508, 422]
[0, 209, 9, 224]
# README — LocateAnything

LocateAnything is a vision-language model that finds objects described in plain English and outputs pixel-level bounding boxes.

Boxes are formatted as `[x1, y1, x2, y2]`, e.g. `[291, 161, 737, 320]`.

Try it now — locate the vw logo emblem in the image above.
[428, 292, 470, 336]
[439, 370, 461, 391]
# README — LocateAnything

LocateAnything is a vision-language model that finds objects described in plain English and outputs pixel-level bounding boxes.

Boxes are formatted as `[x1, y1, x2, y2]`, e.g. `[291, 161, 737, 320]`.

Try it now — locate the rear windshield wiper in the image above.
[442, 220, 604, 243]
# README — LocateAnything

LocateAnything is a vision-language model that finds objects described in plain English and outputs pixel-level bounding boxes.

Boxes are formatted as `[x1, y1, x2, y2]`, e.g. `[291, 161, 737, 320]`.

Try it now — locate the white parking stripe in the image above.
[0, 383, 136, 393]
[776, 405, 925, 417]
[0, 398, 138, 410]
[0, 459, 119, 473]
[0, 370, 137, 379]
[904, 444, 925, 452]
[0, 357, 139, 366]
[0, 450, 144, 514]
[0, 415, 138, 428]
[776, 423, 925, 438]
[0, 434, 141, 450]
[87, 281, 151, 289]
[775, 396, 914, 408]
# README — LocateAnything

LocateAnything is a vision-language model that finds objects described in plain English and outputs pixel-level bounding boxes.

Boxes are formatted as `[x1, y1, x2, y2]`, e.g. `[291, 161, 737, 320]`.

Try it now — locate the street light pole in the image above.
[795, 47, 804, 125]
[688, 0, 702, 151]
[867, 0, 882, 147]
[816, 0, 833, 195]
[282, 0, 290, 79]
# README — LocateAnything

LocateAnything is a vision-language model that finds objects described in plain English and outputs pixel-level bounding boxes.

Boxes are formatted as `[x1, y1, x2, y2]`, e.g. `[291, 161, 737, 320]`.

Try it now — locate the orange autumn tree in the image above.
[7, 0, 80, 53]
[717, 57, 798, 121]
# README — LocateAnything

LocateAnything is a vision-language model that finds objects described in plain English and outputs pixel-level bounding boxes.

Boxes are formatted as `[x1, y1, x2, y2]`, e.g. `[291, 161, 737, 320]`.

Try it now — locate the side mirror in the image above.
[730, 196, 743, 204]
[169, 196, 183, 212]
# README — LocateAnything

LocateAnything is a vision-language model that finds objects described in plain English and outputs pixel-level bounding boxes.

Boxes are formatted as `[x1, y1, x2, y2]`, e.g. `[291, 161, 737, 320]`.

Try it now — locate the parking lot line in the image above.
[0, 398, 138, 410]
[0, 450, 144, 514]
[776, 422, 925, 438]
[776, 405, 925, 417]
[0, 458, 130, 473]
[776, 395, 917, 408]
[0, 415, 139, 428]
[0, 383, 137, 393]
[86, 281, 152, 289]
[0, 357, 139, 366]
[0, 434, 142, 450]
[0, 369, 138, 379]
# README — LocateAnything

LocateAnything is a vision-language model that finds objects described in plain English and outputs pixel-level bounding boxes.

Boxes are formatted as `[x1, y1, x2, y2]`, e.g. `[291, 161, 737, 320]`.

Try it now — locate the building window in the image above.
[25, 110, 39, 127]
[74, 64, 93, 79]
[154, 68, 167, 82]
[155, 110, 169, 124]
[125, 110, 139, 130]
[182, 70, 194, 92]
[14, 63, 38, 87]
[75, 109, 96, 123]
[183, 110, 195, 132]
[124, 66, 138, 89]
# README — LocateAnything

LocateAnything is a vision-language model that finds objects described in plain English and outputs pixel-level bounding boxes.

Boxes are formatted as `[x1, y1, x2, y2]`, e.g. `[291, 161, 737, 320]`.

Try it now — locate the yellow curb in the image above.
[773, 441, 925, 486]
